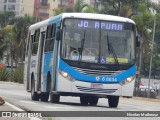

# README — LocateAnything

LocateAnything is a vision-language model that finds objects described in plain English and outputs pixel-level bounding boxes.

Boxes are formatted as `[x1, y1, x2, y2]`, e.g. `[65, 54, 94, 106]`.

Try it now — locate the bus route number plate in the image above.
[90, 83, 103, 89]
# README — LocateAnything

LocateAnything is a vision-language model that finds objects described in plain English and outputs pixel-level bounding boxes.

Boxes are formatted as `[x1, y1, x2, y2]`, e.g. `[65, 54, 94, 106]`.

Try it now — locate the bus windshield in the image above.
[61, 18, 135, 65]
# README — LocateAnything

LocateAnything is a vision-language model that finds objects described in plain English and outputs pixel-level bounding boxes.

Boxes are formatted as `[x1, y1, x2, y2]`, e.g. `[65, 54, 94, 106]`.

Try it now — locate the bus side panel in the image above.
[57, 73, 72, 92]
[42, 52, 53, 92]
[23, 56, 28, 90]
[30, 56, 38, 91]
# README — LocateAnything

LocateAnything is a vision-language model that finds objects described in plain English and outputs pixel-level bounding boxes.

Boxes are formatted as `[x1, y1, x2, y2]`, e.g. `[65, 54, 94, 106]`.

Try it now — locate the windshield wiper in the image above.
[79, 30, 86, 61]
[106, 34, 119, 70]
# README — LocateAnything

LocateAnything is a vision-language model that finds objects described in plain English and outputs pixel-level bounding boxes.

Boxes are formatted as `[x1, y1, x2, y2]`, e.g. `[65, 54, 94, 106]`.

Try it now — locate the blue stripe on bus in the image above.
[48, 15, 62, 24]
[59, 59, 136, 83]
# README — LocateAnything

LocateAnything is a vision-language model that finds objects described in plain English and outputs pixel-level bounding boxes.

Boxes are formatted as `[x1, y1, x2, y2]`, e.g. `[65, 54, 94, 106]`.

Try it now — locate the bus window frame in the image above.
[44, 23, 56, 53]
[25, 32, 31, 56]
[32, 29, 40, 55]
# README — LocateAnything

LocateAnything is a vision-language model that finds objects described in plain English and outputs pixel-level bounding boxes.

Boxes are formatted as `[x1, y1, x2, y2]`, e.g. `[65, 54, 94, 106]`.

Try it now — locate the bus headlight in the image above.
[126, 77, 132, 82]
[120, 76, 135, 86]
[61, 71, 68, 78]
[59, 70, 75, 82]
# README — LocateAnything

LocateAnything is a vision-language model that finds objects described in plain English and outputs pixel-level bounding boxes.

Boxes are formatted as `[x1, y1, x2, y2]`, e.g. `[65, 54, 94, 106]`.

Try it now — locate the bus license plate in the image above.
[90, 83, 103, 89]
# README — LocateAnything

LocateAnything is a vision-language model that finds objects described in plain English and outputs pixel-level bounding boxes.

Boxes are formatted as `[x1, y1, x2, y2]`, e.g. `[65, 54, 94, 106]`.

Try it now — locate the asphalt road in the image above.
[0, 81, 160, 120]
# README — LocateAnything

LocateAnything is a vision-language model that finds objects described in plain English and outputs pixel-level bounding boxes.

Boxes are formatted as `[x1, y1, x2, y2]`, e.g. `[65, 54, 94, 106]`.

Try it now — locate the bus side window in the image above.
[44, 23, 56, 52]
[32, 30, 40, 55]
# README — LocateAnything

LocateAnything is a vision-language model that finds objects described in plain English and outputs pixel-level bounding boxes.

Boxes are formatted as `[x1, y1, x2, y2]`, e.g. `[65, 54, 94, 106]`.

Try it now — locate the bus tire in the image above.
[108, 96, 119, 108]
[31, 78, 39, 101]
[88, 97, 99, 105]
[41, 93, 49, 102]
[50, 94, 60, 103]
[41, 73, 51, 102]
[80, 96, 89, 105]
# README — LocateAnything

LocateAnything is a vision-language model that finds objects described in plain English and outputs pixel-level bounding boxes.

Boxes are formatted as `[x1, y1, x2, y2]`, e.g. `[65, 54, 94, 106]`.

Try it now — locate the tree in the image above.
[0, 11, 15, 62]
[130, 3, 154, 96]
[53, 0, 96, 15]
[2, 25, 16, 72]
[13, 14, 34, 64]
[74, 0, 88, 12]
[96, 0, 149, 17]
[0, 11, 15, 28]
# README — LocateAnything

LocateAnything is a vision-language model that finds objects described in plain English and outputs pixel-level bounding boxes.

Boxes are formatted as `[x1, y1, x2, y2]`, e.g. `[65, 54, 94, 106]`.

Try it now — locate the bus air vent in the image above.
[72, 67, 123, 76]
[76, 86, 117, 93]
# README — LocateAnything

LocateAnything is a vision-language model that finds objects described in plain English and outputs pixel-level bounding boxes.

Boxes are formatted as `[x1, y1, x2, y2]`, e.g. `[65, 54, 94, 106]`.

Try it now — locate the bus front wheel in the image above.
[41, 93, 49, 102]
[50, 93, 60, 103]
[80, 96, 89, 105]
[88, 97, 99, 105]
[108, 96, 119, 108]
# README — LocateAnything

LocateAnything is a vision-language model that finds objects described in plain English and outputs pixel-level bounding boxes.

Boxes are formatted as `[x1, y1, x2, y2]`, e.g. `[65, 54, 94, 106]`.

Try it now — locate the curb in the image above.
[122, 96, 160, 103]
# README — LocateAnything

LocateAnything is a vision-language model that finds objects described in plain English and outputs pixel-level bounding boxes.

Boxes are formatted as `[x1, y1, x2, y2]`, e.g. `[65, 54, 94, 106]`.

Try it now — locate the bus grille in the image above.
[72, 67, 123, 76]
[76, 86, 117, 93]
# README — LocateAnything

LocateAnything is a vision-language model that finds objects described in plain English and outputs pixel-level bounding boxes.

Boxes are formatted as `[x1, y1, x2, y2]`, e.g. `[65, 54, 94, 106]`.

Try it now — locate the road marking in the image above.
[19, 100, 38, 105]
[5, 102, 24, 111]
[5, 102, 42, 120]
[44, 106, 80, 109]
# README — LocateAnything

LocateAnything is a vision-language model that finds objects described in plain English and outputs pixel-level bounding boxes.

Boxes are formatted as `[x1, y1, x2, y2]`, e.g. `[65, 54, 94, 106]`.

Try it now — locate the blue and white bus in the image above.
[24, 13, 139, 108]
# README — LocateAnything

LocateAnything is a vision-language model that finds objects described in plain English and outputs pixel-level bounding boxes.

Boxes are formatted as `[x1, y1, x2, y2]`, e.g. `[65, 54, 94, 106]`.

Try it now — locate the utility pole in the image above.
[147, 12, 156, 98]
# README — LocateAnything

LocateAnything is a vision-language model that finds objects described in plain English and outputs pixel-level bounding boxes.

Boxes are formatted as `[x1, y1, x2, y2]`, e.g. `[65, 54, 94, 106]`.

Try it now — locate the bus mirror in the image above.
[56, 29, 62, 41]
[136, 35, 140, 47]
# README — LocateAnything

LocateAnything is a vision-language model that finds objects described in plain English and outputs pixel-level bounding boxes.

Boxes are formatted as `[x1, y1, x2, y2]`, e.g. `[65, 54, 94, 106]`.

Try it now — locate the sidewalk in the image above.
[0, 103, 33, 120]
[0, 103, 16, 111]
[130, 96, 160, 102]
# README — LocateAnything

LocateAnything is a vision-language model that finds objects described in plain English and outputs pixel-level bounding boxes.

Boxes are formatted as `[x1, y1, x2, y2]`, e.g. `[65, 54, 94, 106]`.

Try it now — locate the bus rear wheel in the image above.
[31, 79, 39, 101]
[50, 93, 60, 103]
[88, 97, 99, 106]
[80, 96, 89, 105]
[108, 96, 119, 108]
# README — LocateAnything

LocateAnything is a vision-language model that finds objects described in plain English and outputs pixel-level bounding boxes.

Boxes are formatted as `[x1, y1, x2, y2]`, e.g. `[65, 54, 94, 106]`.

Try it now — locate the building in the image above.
[20, 0, 34, 16]
[0, 0, 75, 19]
[49, 0, 59, 17]
[33, 0, 50, 20]
[58, 0, 74, 8]
[0, 0, 21, 17]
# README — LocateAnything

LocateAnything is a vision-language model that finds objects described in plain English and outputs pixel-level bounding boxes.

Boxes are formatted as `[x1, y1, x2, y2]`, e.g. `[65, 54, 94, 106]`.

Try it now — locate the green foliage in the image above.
[0, 42, 7, 59]
[0, 11, 15, 28]
[74, 0, 88, 12]
[96, 0, 147, 16]
[82, 5, 96, 13]
[0, 68, 10, 81]
[132, 3, 154, 32]
[0, 14, 34, 66]
[11, 67, 24, 83]
[53, 0, 96, 15]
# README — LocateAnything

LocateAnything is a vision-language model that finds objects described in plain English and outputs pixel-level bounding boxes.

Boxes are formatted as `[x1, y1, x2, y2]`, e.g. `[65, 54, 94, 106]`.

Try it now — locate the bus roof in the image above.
[29, 13, 135, 31]
[61, 13, 135, 24]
